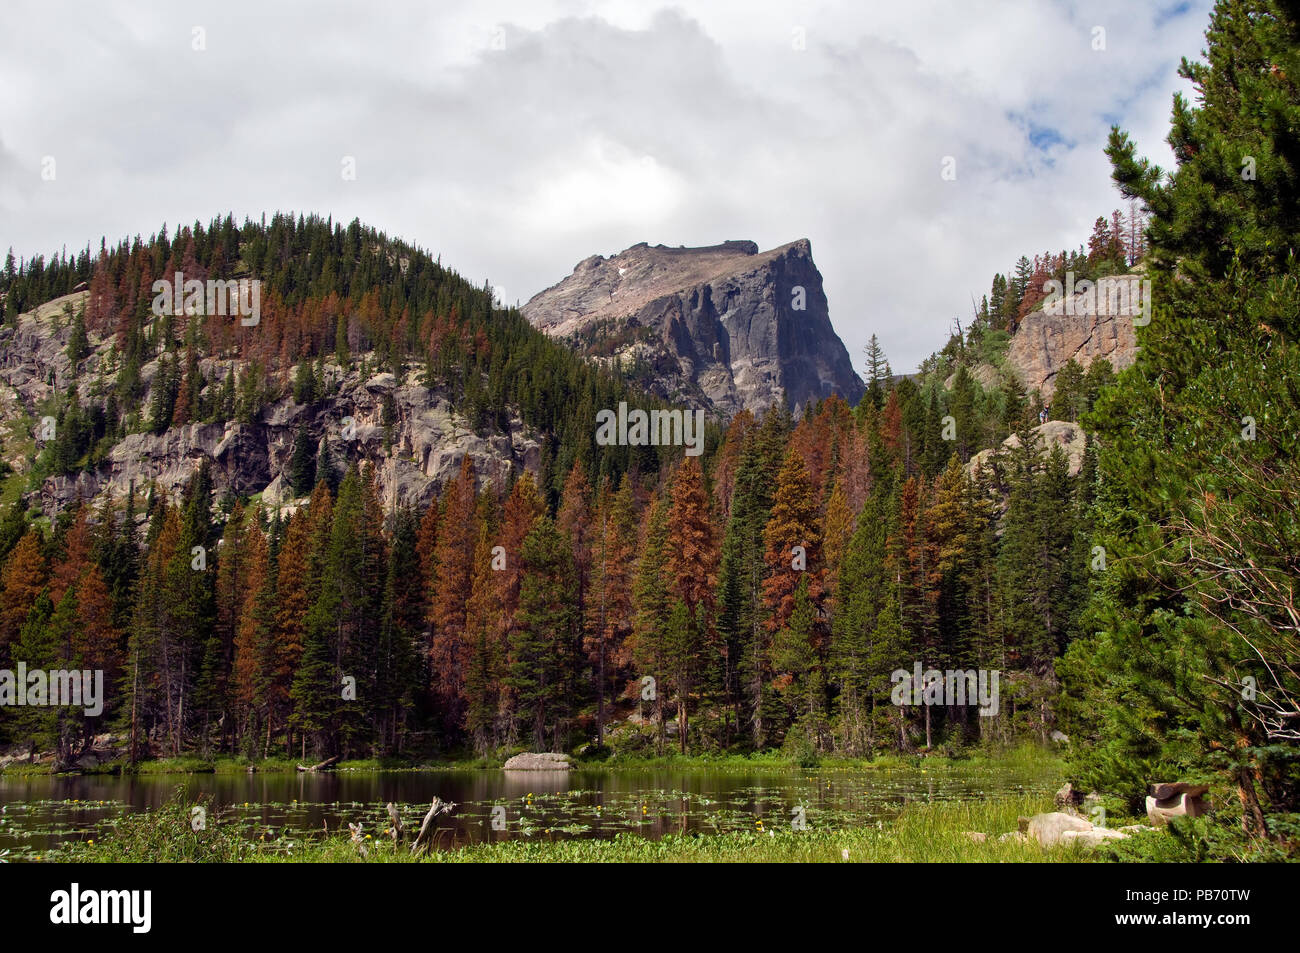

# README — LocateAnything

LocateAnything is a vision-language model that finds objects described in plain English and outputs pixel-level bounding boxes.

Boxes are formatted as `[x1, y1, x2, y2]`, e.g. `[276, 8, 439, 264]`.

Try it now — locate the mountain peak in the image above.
[523, 238, 861, 415]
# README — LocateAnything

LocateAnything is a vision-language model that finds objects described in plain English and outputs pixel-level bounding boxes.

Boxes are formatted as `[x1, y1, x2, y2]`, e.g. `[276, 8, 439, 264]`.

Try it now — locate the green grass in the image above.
[0, 404, 36, 510]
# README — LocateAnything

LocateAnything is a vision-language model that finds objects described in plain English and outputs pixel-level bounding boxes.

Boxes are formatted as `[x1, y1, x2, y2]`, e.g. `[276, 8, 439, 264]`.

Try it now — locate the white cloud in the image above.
[0, 0, 1214, 373]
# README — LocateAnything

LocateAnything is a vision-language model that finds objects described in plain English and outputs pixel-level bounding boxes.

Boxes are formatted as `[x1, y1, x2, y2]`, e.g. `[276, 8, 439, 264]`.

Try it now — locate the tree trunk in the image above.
[1236, 767, 1269, 839]
[129, 647, 140, 764]
[678, 692, 688, 754]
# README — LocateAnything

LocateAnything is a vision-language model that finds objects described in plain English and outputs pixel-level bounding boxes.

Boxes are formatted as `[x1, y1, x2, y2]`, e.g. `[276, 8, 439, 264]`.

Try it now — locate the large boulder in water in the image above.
[503, 752, 573, 771]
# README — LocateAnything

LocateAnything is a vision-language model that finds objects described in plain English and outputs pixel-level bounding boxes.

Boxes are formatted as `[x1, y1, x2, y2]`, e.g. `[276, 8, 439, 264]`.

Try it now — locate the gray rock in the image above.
[0, 751, 32, 770]
[1059, 827, 1129, 847]
[2, 297, 544, 521]
[1055, 782, 1083, 810]
[522, 239, 864, 416]
[1025, 811, 1094, 847]
[969, 420, 1089, 484]
[1006, 271, 1142, 401]
[503, 752, 573, 771]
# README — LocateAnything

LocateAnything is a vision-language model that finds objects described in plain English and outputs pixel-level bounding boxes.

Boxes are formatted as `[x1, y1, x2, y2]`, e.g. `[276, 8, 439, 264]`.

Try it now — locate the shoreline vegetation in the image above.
[0, 742, 1057, 777]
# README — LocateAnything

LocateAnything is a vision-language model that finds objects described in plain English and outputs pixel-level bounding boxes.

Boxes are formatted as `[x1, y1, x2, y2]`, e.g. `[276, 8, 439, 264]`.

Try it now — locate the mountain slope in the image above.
[0, 214, 676, 519]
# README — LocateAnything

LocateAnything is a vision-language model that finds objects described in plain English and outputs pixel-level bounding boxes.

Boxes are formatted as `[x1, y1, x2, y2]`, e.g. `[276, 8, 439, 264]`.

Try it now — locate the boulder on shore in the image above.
[503, 752, 573, 771]
[1026, 811, 1097, 847]
[1060, 827, 1129, 848]
[1008, 811, 1135, 848]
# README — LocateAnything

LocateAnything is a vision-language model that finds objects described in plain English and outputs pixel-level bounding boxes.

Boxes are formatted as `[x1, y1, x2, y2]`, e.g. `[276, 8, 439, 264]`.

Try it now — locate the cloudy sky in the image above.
[1, 0, 1212, 373]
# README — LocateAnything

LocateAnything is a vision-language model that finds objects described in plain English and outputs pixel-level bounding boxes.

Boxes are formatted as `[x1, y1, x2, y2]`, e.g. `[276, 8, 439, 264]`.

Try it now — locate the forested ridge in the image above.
[0, 0, 1297, 860]
[0, 213, 688, 502]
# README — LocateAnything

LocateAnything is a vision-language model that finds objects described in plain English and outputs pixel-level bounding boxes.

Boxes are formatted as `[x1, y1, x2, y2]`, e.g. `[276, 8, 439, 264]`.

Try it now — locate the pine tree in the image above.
[820, 479, 853, 618]
[719, 410, 788, 748]
[762, 449, 822, 634]
[586, 476, 637, 749]
[232, 520, 272, 754]
[631, 490, 672, 754]
[509, 516, 579, 751]
[863, 334, 891, 408]
[430, 456, 477, 738]
[66, 306, 89, 365]
[1064, 0, 1300, 837]
[289, 423, 317, 495]
[832, 474, 895, 753]
[462, 517, 503, 754]
[769, 577, 824, 748]
[666, 457, 716, 613]
[498, 471, 545, 733]
[1051, 359, 1087, 421]
[273, 510, 312, 755]
[375, 506, 424, 755]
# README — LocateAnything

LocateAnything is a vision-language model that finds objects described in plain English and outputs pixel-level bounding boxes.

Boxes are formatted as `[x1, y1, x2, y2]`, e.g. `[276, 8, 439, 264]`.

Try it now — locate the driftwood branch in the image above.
[410, 797, 456, 854]
[385, 802, 404, 846]
[296, 754, 341, 772]
[348, 822, 369, 858]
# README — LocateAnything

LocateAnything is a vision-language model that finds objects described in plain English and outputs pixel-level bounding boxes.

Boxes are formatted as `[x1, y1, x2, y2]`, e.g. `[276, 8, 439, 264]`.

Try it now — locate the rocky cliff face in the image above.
[1005, 272, 1142, 400]
[0, 292, 539, 519]
[968, 420, 1089, 481]
[522, 239, 864, 416]
[967, 419, 1091, 521]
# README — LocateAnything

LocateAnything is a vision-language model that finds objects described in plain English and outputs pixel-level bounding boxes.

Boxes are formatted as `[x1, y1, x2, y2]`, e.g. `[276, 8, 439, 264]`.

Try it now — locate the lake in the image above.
[0, 759, 1059, 859]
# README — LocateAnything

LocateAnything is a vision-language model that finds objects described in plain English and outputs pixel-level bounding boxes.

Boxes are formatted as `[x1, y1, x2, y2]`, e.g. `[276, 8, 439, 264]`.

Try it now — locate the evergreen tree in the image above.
[631, 491, 672, 754]
[289, 423, 317, 496]
[509, 516, 579, 751]
[1064, 0, 1300, 839]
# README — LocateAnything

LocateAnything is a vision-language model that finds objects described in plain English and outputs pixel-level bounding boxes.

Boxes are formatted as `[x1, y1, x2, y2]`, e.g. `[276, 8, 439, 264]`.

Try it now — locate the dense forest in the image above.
[0, 345, 1111, 765]
[0, 199, 1124, 768]
[0, 0, 1297, 853]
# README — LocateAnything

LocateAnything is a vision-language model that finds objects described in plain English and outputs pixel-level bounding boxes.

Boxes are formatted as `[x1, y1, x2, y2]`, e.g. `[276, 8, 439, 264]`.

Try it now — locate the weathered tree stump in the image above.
[1145, 782, 1210, 825]
[411, 797, 456, 854]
